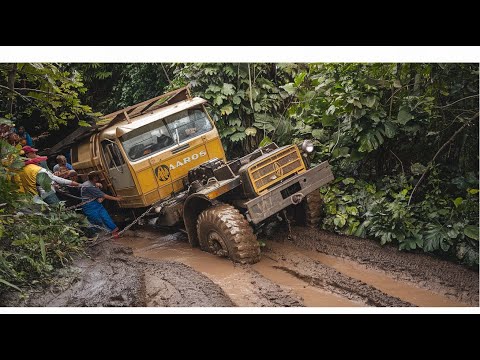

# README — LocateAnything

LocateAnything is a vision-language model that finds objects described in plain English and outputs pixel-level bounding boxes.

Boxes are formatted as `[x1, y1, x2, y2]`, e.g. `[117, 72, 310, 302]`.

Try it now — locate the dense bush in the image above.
[0, 138, 88, 293]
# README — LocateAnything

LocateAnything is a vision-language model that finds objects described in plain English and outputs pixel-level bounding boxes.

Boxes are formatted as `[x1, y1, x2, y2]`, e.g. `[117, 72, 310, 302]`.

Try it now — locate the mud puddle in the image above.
[266, 241, 468, 307]
[119, 231, 305, 307]
[286, 227, 479, 306]
[117, 228, 454, 307]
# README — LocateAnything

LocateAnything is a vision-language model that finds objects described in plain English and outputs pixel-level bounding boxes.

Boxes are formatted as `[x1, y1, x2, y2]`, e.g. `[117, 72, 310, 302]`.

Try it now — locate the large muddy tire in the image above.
[197, 204, 261, 264]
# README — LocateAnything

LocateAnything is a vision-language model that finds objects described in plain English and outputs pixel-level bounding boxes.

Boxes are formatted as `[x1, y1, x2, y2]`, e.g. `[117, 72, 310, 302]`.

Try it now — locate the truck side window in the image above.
[102, 141, 125, 169]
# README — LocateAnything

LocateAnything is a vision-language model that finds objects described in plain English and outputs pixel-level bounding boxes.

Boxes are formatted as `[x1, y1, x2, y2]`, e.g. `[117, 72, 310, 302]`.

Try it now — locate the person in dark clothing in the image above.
[17, 126, 33, 146]
[81, 171, 123, 238]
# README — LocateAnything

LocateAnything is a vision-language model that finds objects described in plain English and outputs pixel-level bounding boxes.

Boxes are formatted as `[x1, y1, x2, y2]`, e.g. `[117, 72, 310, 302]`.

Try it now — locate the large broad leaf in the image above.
[464, 225, 479, 241]
[280, 83, 296, 95]
[321, 115, 336, 127]
[396, 106, 414, 125]
[230, 132, 246, 142]
[220, 104, 233, 116]
[363, 96, 376, 108]
[424, 224, 451, 252]
[221, 83, 236, 96]
[245, 127, 257, 136]
[383, 121, 397, 138]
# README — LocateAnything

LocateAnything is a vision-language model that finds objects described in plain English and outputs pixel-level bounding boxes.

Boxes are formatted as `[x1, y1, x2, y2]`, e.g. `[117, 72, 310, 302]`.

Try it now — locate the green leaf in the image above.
[334, 215, 346, 228]
[230, 132, 246, 142]
[213, 95, 225, 106]
[245, 127, 257, 136]
[464, 225, 479, 241]
[259, 136, 272, 147]
[396, 106, 414, 125]
[467, 188, 479, 195]
[321, 115, 336, 127]
[410, 163, 427, 175]
[312, 129, 325, 140]
[39, 238, 46, 262]
[221, 83, 236, 96]
[294, 72, 306, 86]
[346, 206, 359, 216]
[363, 96, 376, 108]
[220, 104, 233, 116]
[383, 122, 397, 138]
[280, 83, 296, 95]
[228, 118, 242, 127]
[393, 79, 402, 88]
[342, 178, 355, 185]
[232, 96, 242, 105]
[78, 120, 91, 127]
[453, 197, 463, 208]
[332, 147, 349, 158]
[0, 278, 22, 292]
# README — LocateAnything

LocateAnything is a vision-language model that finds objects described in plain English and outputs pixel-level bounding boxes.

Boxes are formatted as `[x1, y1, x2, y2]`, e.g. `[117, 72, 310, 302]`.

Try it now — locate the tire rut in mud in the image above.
[239, 266, 304, 307]
[283, 227, 479, 306]
[263, 245, 414, 307]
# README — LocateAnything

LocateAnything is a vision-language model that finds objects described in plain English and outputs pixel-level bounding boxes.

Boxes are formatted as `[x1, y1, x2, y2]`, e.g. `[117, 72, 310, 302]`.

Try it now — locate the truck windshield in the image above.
[120, 108, 212, 161]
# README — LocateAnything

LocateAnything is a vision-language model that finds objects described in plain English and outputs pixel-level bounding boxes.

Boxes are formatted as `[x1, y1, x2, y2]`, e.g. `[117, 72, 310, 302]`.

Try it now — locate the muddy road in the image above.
[115, 225, 477, 307]
[3, 226, 477, 307]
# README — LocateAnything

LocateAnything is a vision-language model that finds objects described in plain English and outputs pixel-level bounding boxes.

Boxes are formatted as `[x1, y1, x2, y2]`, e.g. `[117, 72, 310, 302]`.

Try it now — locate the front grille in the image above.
[247, 146, 305, 194]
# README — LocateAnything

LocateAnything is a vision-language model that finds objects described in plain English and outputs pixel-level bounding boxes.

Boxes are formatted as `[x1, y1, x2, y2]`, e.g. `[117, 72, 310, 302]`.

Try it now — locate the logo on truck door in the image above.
[154, 150, 207, 182]
[154, 165, 170, 181]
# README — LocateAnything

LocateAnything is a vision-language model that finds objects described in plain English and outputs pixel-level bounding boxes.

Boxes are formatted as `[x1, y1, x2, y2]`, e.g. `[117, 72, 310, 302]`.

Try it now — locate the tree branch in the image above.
[436, 94, 479, 109]
[408, 112, 479, 205]
[389, 149, 404, 174]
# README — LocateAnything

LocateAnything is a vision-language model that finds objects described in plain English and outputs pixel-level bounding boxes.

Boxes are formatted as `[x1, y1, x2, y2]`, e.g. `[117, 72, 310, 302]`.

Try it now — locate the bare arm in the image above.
[41, 169, 79, 186]
[103, 194, 122, 201]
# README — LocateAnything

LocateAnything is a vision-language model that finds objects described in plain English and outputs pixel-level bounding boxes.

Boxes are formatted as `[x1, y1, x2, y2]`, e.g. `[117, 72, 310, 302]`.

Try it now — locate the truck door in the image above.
[101, 140, 135, 191]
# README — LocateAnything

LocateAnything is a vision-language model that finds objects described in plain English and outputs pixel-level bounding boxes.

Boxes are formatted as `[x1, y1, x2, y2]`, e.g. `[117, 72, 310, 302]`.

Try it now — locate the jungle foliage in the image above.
[0, 62, 478, 296]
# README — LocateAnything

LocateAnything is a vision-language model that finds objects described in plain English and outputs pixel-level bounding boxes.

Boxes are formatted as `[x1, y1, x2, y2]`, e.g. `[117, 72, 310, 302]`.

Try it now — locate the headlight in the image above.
[301, 140, 314, 153]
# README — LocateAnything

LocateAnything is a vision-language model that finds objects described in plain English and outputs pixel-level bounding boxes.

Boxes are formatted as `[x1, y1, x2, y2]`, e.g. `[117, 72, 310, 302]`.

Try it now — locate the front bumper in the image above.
[245, 161, 334, 224]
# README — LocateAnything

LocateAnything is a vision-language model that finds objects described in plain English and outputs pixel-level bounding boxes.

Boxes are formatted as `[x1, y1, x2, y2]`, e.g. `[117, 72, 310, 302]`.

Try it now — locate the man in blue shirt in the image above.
[81, 171, 123, 238]
[53, 155, 74, 172]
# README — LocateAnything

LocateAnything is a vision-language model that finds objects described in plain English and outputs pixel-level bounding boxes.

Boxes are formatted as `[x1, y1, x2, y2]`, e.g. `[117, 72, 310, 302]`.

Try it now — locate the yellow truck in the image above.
[52, 86, 334, 263]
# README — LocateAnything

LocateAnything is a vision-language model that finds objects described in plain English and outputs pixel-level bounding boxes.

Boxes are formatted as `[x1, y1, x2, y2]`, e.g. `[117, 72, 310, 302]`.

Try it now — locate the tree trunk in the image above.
[7, 63, 16, 115]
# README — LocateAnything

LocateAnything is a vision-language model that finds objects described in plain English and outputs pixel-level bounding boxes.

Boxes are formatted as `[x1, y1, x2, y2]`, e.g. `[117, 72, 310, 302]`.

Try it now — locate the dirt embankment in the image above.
[1, 241, 233, 307]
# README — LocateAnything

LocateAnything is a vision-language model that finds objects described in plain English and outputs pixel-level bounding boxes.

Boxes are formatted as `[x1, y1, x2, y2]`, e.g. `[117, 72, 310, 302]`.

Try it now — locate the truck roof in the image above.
[103, 97, 207, 140]
[47, 86, 192, 155]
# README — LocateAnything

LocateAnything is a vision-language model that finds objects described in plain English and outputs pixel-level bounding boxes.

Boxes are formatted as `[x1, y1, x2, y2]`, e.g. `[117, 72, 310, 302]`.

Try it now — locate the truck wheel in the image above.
[298, 190, 322, 228]
[197, 203, 261, 264]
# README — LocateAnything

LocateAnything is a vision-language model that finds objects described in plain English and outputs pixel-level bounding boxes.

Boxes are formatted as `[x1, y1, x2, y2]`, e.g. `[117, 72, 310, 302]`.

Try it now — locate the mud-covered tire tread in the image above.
[197, 204, 261, 264]
[304, 190, 322, 227]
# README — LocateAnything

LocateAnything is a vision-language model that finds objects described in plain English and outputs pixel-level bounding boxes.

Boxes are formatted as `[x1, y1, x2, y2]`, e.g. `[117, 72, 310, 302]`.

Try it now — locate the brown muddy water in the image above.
[116, 228, 476, 307]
